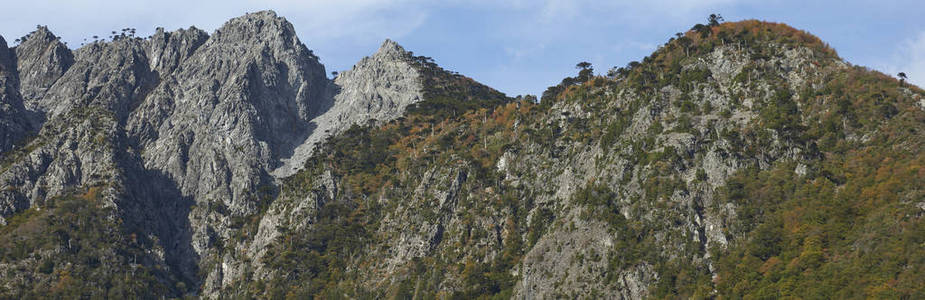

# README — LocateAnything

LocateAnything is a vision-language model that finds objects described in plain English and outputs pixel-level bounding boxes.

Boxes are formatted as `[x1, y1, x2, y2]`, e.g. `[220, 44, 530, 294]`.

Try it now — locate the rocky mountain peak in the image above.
[374, 38, 411, 60]
[13, 25, 73, 105]
[270, 38, 424, 178]
[19, 25, 57, 44]
[211, 10, 301, 49]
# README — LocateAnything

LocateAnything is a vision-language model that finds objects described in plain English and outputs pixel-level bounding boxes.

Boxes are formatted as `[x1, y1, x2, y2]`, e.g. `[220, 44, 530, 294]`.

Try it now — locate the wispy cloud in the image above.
[893, 31, 925, 88]
[876, 30, 925, 89]
[248, 0, 430, 43]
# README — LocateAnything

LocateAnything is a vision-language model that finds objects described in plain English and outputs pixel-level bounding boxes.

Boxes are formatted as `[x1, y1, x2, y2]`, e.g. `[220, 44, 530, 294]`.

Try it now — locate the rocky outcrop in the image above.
[145, 26, 209, 76]
[13, 26, 74, 112]
[273, 39, 424, 177]
[516, 217, 656, 299]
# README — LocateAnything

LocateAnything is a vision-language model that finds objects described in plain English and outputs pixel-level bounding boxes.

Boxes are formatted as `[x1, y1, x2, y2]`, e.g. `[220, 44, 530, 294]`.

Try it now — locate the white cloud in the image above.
[877, 31, 925, 88]
[896, 31, 925, 87]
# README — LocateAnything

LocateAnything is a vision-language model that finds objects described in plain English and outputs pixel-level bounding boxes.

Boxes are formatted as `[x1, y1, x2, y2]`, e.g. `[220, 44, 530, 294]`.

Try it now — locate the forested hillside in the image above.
[227, 19, 925, 298]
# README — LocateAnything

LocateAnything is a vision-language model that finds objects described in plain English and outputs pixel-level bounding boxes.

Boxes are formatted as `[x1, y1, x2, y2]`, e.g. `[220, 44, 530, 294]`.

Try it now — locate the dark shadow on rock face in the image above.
[116, 150, 200, 293]
[113, 67, 200, 293]
[264, 76, 339, 167]
[0, 34, 37, 155]
[314, 78, 340, 120]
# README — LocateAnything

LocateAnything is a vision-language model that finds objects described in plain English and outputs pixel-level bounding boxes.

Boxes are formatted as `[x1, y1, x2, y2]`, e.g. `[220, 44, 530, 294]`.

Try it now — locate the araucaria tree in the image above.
[576, 62, 593, 82]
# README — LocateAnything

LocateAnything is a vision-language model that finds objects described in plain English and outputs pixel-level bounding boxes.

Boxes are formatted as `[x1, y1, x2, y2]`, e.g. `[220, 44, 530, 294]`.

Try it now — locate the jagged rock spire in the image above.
[147, 26, 209, 74]
[14, 25, 73, 104]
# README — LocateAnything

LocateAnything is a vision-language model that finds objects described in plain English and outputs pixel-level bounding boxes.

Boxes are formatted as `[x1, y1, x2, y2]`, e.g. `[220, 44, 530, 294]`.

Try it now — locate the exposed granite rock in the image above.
[243, 38, 429, 286]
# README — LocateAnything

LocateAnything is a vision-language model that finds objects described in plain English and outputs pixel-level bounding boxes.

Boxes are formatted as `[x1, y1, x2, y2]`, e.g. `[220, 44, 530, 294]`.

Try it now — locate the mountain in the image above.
[1, 13, 923, 299]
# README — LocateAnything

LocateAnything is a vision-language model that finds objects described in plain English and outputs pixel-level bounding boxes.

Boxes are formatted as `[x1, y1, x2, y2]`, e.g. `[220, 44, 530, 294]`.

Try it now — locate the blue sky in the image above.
[1, 0, 923, 96]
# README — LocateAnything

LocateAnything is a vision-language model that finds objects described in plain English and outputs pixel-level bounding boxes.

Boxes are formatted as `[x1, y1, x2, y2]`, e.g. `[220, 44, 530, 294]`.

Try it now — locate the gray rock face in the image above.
[13, 26, 74, 111]
[324, 39, 423, 130]
[517, 217, 656, 299]
[129, 12, 330, 261]
[272, 39, 424, 177]
[0, 32, 157, 226]
[0, 36, 31, 154]
[146, 26, 210, 76]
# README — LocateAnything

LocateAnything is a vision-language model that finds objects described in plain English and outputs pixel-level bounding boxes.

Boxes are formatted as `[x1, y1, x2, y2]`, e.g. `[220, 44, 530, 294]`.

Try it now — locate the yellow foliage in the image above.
[81, 186, 101, 201]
